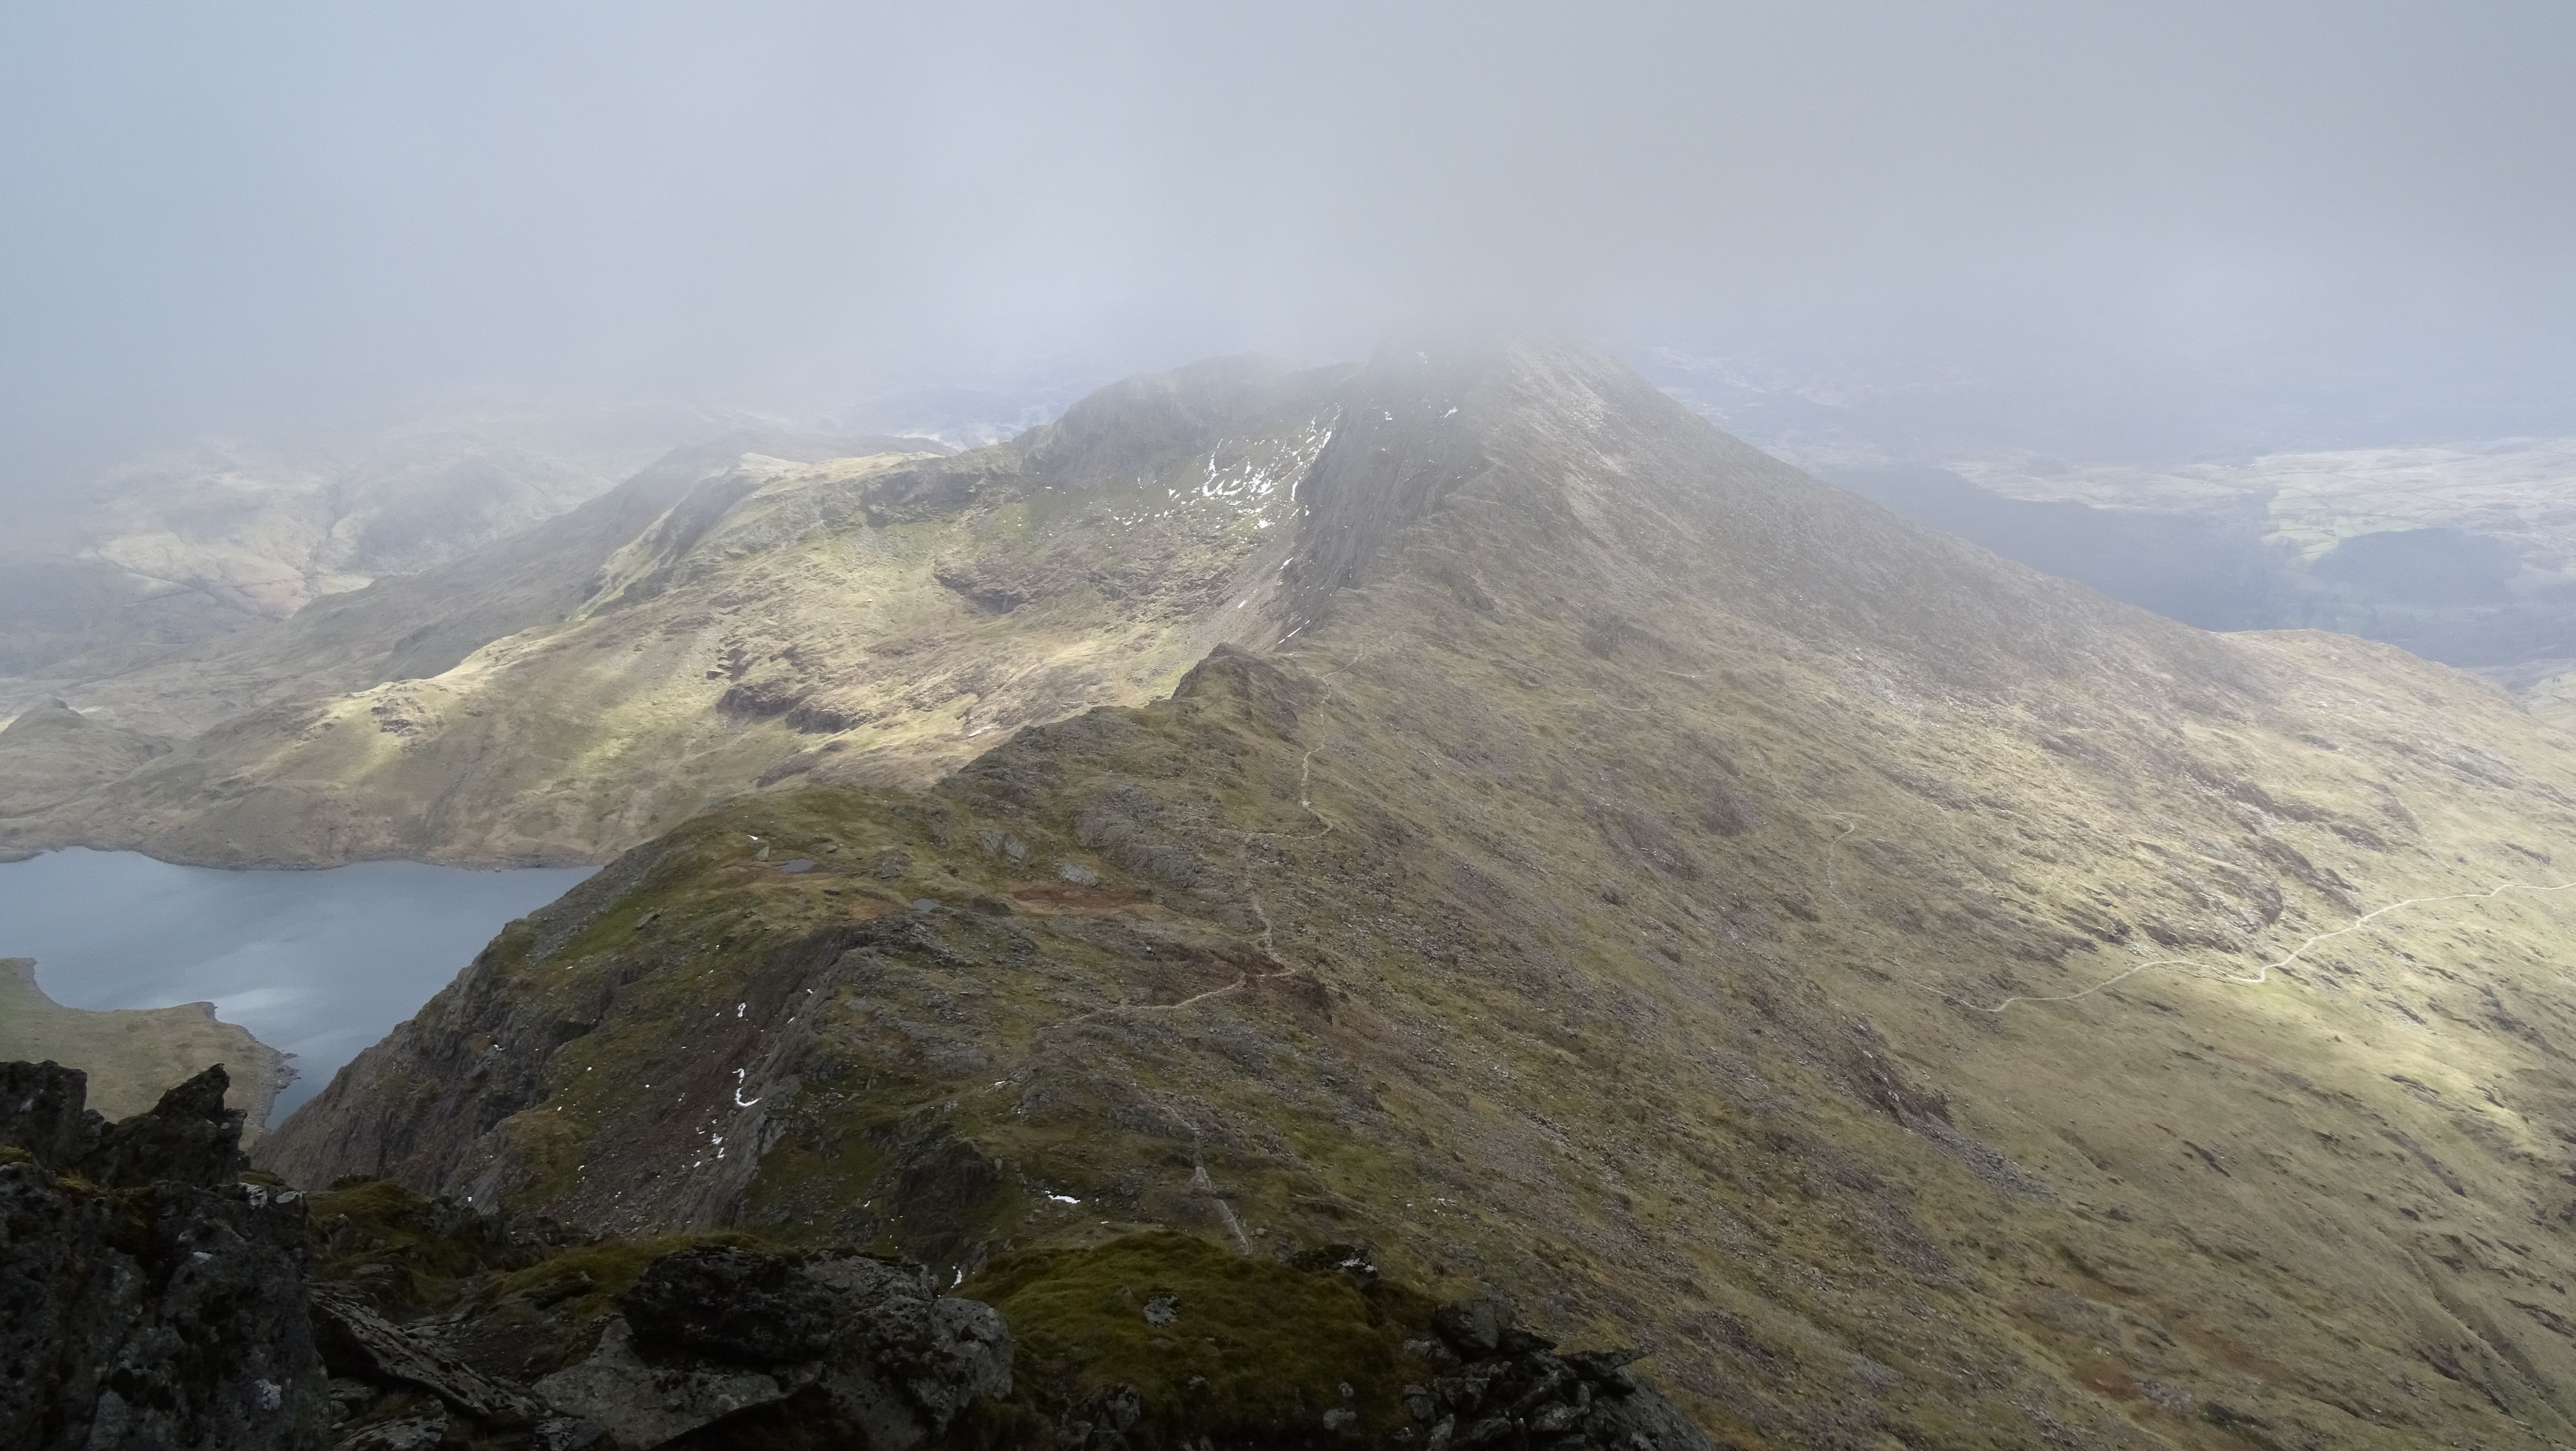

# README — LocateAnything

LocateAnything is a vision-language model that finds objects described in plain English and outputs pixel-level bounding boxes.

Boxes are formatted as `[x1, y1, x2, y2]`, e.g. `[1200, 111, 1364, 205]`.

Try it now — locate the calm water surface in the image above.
[0, 848, 594, 1122]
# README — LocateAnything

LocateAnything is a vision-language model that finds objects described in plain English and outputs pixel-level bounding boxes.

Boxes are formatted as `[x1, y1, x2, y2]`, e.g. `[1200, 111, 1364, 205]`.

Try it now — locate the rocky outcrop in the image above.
[0, 1055, 99, 1164]
[623, 1245, 839, 1364]
[5, 1057, 1017, 1451]
[310, 1286, 550, 1425]
[535, 1246, 1010, 1450]
[0, 1061, 332, 1451]
[80, 1057, 253, 1187]
[4, 1080, 1669, 1451]
[306, 1218, 1017, 1451]
[1407, 1295, 1717, 1451]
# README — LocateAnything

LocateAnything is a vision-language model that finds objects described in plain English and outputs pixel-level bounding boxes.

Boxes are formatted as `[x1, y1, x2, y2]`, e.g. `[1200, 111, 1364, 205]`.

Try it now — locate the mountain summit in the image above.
[245, 339, 2576, 1446]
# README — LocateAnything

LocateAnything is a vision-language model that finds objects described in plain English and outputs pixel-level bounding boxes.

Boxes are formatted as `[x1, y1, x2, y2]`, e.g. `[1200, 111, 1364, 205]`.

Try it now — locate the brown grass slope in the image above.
[6, 362, 1352, 866]
[266, 340, 2576, 1448]
[0, 432, 902, 850]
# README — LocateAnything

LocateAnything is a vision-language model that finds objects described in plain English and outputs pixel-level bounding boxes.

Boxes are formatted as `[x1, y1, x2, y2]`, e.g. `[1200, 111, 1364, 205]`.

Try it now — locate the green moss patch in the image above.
[968, 1232, 1432, 1446]
[475, 1231, 768, 1323]
[307, 1179, 538, 1311]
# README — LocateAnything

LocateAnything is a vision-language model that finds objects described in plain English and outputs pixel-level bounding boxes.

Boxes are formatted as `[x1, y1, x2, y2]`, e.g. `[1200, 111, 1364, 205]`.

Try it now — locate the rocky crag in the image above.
[2, 1061, 332, 1450]
[3, 1056, 1701, 1451]
[262, 339, 2576, 1447]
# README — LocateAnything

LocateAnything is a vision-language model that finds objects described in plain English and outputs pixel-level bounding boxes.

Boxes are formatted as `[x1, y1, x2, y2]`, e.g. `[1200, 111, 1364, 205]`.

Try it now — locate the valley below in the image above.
[1828, 438, 2576, 724]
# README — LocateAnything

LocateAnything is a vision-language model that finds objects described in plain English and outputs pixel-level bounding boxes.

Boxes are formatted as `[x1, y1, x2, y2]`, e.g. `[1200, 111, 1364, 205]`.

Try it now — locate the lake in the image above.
[0, 847, 594, 1123]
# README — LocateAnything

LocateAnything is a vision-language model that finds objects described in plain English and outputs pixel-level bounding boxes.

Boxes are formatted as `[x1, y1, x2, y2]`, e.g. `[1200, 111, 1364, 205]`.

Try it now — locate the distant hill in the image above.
[0, 364, 1338, 865]
[1829, 440, 2576, 723]
[0, 404, 763, 699]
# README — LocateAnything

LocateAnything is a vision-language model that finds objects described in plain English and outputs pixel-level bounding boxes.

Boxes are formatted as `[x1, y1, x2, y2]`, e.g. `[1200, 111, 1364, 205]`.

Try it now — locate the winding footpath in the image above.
[1032, 645, 1368, 1034]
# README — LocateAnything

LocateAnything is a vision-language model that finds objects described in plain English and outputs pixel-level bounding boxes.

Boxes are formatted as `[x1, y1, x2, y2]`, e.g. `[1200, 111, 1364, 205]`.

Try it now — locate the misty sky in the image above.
[4, 2, 2573, 486]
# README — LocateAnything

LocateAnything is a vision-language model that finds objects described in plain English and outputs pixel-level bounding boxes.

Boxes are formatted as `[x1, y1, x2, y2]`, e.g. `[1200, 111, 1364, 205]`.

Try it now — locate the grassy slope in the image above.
[15, 367, 1344, 867]
[266, 342, 2576, 1448]
[0, 958, 289, 1139]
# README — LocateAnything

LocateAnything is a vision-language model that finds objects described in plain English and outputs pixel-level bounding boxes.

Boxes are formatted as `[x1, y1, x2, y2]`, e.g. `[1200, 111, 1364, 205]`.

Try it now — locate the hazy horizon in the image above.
[6, 2, 2574, 493]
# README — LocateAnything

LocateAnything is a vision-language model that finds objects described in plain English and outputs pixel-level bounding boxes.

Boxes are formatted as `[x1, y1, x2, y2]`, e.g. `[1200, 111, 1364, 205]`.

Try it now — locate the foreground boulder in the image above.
[532, 1246, 1010, 1450]
[0, 1060, 331, 1451]
[1408, 1294, 1717, 1451]
[3, 1056, 1022, 1450]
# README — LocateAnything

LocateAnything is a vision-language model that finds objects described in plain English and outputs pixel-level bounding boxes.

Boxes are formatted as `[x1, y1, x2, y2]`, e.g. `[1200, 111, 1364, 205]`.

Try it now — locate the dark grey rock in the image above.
[0, 1063, 330, 1451]
[623, 1245, 837, 1365]
[0, 1059, 103, 1166]
[1416, 1296, 1718, 1451]
[531, 1248, 1012, 1451]
[1433, 1294, 1517, 1356]
[311, 1285, 545, 1423]
[809, 1254, 1013, 1448]
[534, 1317, 816, 1449]
[80, 1062, 247, 1189]
[335, 1408, 448, 1450]
[533, 1414, 605, 1450]
[1405, 1336, 1463, 1369]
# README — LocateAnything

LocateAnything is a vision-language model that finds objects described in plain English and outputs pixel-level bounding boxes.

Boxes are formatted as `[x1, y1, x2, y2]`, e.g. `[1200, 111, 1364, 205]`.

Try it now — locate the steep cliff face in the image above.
[266, 340, 2576, 1447]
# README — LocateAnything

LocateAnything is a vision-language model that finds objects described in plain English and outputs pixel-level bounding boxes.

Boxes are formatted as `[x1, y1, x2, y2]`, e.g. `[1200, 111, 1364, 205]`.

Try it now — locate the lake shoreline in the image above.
[0, 847, 595, 1123]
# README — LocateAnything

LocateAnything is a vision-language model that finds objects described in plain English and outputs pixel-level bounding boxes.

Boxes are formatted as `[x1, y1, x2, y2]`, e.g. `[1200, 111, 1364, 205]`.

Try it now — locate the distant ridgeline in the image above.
[0, 376, 1345, 866]
[1827, 451, 2576, 726]
[178, 339, 2576, 1447]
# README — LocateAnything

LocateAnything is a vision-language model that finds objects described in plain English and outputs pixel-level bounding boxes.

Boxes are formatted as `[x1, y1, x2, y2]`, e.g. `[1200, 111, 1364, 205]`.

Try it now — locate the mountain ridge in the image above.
[0, 407, 775, 698]
[258, 338, 2576, 1447]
